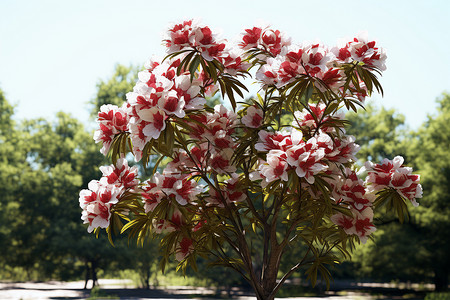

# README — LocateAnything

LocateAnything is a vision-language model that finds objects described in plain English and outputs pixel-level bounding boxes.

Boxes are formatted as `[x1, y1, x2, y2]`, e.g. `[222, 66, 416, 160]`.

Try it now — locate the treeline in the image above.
[341, 97, 450, 291]
[0, 65, 448, 291]
[0, 66, 158, 289]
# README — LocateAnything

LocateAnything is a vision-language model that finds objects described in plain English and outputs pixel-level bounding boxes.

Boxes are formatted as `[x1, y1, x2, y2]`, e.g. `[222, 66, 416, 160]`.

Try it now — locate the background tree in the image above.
[86, 64, 162, 289]
[2, 112, 104, 281]
[346, 103, 409, 163]
[90, 64, 138, 116]
[0, 86, 136, 285]
[0, 89, 31, 278]
[346, 99, 450, 291]
[411, 93, 450, 291]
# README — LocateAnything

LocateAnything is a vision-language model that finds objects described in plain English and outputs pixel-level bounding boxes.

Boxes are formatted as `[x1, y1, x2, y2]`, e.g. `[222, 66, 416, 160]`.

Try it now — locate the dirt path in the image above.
[0, 279, 403, 300]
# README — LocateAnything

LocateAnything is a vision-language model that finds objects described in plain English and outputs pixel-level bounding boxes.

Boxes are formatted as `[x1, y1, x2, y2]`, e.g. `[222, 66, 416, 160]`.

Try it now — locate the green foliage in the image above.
[346, 93, 450, 291]
[425, 292, 450, 300]
[88, 286, 119, 299]
[0, 111, 104, 279]
[346, 103, 408, 163]
[90, 64, 139, 117]
[0, 89, 15, 134]
[411, 93, 450, 291]
[0, 76, 162, 284]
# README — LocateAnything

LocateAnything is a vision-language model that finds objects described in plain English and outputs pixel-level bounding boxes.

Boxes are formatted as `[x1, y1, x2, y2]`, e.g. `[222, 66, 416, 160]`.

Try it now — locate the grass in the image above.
[425, 292, 450, 300]
[87, 286, 119, 299]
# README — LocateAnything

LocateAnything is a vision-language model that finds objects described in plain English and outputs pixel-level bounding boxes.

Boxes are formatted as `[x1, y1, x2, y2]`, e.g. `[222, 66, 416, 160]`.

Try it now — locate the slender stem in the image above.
[173, 116, 267, 296]
[270, 246, 313, 298]
[245, 190, 264, 224]
[210, 246, 250, 283]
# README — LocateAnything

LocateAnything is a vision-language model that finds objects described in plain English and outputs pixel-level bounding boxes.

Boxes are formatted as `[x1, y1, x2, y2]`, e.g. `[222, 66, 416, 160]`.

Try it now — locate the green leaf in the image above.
[164, 122, 175, 154]
[177, 51, 196, 76]
[189, 55, 201, 81]
[304, 82, 314, 104]
[152, 154, 166, 175]
[121, 218, 141, 234]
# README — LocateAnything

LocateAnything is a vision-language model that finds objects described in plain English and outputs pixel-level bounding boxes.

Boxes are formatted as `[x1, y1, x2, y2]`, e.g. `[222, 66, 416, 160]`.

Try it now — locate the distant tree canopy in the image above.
[90, 64, 139, 117]
[411, 93, 450, 291]
[346, 96, 450, 291]
[0, 96, 107, 280]
[346, 104, 408, 163]
[0, 72, 155, 286]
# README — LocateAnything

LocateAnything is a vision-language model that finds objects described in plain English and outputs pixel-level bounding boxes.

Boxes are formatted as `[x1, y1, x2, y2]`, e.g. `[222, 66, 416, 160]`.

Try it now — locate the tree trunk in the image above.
[434, 266, 449, 292]
[256, 290, 275, 300]
[254, 265, 278, 300]
[145, 268, 150, 290]
[91, 260, 99, 288]
[83, 261, 90, 290]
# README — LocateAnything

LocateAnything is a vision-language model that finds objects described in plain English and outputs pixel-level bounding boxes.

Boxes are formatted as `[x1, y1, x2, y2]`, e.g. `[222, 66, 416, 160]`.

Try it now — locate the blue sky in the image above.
[1, 0, 449, 129]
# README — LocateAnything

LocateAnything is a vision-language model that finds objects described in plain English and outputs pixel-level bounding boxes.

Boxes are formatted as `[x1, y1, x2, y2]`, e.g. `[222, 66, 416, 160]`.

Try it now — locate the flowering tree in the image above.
[79, 20, 422, 300]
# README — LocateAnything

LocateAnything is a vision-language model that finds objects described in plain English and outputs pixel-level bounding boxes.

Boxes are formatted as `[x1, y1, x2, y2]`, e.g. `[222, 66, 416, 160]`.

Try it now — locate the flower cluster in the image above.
[332, 32, 387, 71]
[239, 26, 291, 56]
[185, 104, 238, 174]
[142, 172, 202, 208]
[293, 103, 344, 132]
[328, 155, 423, 243]
[329, 168, 376, 243]
[207, 173, 246, 207]
[251, 126, 359, 187]
[165, 20, 225, 61]
[165, 20, 249, 74]
[93, 104, 129, 155]
[140, 171, 203, 261]
[126, 57, 206, 161]
[241, 105, 264, 128]
[365, 156, 422, 207]
[241, 27, 385, 102]
[251, 100, 359, 188]
[82, 20, 421, 271]
[79, 158, 139, 232]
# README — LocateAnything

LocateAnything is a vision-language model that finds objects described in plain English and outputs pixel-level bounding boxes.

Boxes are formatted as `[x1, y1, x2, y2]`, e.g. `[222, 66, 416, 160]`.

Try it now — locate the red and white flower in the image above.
[239, 26, 290, 57]
[136, 107, 167, 139]
[79, 180, 123, 233]
[349, 32, 387, 71]
[301, 43, 333, 76]
[255, 130, 293, 152]
[255, 57, 282, 86]
[210, 148, 237, 174]
[93, 104, 129, 156]
[207, 173, 246, 207]
[164, 20, 197, 53]
[258, 150, 290, 184]
[99, 157, 139, 189]
[152, 172, 203, 205]
[153, 209, 185, 234]
[316, 67, 345, 93]
[332, 32, 387, 71]
[331, 209, 376, 244]
[293, 103, 345, 133]
[175, 237, 194, 261]
[325, 135, 360, 164]
[157, 90, 186, 118]
[219, 48, 251, 75]
[241, 105, 264, 128]
[286, 136, 328, 184]
[330, 213, 356, 236]
[239, 27, 263, 50]
[261, 29, 291, 56]
[365, 156, 422, 206]
[141, 181, 164, 213]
